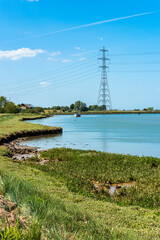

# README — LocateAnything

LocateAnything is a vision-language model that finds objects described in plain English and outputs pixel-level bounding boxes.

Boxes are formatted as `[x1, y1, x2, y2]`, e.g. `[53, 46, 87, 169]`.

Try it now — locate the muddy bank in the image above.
[7, 139, 38, 156]
[20, 114, 52, 121]
[0, 114, 62, 145]
[5, 139, 48, 164]
[0, 128, 62, 145]
[0, 114, 62, 162]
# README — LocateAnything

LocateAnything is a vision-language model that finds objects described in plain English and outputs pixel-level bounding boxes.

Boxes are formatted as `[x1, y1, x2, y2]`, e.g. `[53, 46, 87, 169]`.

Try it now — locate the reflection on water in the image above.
[20, 114, 160, 157]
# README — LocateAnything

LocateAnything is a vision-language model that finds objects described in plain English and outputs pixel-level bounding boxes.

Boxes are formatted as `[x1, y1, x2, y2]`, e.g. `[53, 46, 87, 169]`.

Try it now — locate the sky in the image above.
[0, 0, 160, 109]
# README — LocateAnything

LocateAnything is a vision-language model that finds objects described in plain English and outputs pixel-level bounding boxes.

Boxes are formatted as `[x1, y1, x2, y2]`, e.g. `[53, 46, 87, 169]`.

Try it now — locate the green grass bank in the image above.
[0, 114, 62, 144]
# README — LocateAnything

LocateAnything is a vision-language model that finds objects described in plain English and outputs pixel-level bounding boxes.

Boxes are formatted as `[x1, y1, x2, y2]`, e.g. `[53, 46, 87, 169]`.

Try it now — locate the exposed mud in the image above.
[0, 194, 29, 231]
[92, 180, 136, 196]
[0, 195, 18, 228]
[4, 138, 49, 164]
[20, 115, 52, 121]
[0, 128, 62, 145]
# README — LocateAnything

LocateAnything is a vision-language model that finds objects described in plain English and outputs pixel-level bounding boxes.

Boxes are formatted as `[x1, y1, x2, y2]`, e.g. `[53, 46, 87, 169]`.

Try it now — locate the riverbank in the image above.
[0, 114, 62, 145]
[51, 110, 160, 115]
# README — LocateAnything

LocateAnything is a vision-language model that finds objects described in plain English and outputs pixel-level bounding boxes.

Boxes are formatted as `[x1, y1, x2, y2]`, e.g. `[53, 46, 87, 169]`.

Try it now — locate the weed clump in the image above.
[0, 176, 5, 195]
[0, 224, 23, 240]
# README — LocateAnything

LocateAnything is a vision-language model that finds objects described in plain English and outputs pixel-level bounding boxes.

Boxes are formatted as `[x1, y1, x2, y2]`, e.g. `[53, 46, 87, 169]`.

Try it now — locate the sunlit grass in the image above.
[0, 114, 59, 139]
[0, 147, 160, 239]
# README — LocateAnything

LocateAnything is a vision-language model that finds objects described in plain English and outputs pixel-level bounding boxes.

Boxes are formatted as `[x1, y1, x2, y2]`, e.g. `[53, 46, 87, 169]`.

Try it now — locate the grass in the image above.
[0, 224, 24, 240]
[30, 148, 160, 209]
[0, 114, 160, 239]
[0, 147, 160, 239]
[0, 114, 58, 139]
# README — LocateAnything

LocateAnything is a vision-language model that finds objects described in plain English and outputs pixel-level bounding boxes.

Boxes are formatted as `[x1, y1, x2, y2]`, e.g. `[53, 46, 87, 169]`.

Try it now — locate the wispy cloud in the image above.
[50, 51, 61, 56]
[62, 59, 72, 63]
[27, 0, 39, 2]
[18, 12, 155, 40]
[47, 57, 59, 62]
[0, 48, 44, 60]
[40, 82, 52, 88]
[72, 49, 97, 57]
[75, 47, 80, 50]
[98, 37, 103, 41]
[78, 57, 86, 61]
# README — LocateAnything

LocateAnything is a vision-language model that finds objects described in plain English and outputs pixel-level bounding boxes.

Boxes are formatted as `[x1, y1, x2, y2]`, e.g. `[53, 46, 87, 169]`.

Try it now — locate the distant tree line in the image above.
[51, 100, 107, 112]
[0, 96, 157, 114]
[51, 101, 156, 112]
[0, 96, 44, 114]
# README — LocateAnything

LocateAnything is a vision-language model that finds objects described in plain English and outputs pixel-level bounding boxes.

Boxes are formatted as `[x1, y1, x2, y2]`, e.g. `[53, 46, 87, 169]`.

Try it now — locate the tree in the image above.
[70, 104, 75, 110]
[61, 106, 69, 112]
[88, 105, 92, 111]
[0, 96, 7, 113]
[32, 107, 44, 114]
[80, 102, 87, 111]
[147, 107, 154, 111]
[5, 102, 20, 113]
[91, 105, 99, 111]
[74, 101, 81, 111]
[99, 105, 106, 111]
[55, 106, 60, 110]
[74, 101, 88, 111]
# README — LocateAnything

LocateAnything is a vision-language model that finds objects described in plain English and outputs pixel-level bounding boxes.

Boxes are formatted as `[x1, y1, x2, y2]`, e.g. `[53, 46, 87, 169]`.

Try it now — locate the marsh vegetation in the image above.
[0, 114, 160, 239]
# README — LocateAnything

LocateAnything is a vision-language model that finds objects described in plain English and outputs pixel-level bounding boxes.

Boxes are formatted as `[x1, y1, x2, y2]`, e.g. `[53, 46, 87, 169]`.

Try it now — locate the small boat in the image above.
[74, 113, 81, 117]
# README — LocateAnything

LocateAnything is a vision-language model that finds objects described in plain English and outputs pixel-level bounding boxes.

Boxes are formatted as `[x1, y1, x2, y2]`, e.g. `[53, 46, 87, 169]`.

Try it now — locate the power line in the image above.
[4, 71, 100, 96]
[3, 49, 160, 101]
[110, 70, 160, 73]
[3, 57, 98, 90]
[111, 60, 160, 65]
[17, 54, 98, 82]
[110, 51, 160, 56]
[3, 63, 99, 91]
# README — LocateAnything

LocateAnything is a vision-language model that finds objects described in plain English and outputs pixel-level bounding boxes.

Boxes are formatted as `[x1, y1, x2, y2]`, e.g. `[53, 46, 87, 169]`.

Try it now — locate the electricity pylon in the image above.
[97, 46, 112, 110]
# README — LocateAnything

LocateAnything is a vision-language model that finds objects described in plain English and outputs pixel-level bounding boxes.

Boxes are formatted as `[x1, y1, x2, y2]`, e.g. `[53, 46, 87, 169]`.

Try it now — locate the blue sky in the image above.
[0, 0, 160, 109]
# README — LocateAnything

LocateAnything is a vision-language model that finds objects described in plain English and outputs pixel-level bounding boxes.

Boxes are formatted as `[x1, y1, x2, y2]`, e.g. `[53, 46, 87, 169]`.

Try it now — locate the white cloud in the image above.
[75, 47, 80, 50]
[62, 59, 71, 63]
[47, 57, 53, 61]
[0, 48, 44, 60]
[40, 82, 52, 88]
[98, 37, 103, 41]
[50, 51, 61, 56]
[78, 57, 86, 61]
[47, 57, 59, 62]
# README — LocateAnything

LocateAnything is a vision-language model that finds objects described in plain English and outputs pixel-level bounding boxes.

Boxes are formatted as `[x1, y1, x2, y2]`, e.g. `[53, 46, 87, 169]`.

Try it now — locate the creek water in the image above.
[20, 114, 160, 157]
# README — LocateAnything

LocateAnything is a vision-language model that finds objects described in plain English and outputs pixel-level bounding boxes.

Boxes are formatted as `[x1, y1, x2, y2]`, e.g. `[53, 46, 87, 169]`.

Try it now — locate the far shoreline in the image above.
[52, 110, 160, 115]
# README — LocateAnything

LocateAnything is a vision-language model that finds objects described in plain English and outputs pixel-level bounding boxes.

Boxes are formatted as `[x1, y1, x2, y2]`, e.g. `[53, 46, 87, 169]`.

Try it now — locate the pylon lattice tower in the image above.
[97, 46, 112, 110]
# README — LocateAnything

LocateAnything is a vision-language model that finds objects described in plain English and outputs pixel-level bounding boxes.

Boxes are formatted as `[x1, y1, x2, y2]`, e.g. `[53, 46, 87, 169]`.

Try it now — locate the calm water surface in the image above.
[20, 114, 160, 157]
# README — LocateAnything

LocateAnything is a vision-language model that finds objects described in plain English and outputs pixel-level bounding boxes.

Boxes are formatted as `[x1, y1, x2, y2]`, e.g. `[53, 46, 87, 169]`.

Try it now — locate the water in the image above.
[20, 114, 160, 157]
